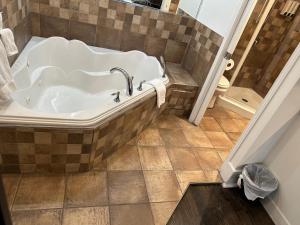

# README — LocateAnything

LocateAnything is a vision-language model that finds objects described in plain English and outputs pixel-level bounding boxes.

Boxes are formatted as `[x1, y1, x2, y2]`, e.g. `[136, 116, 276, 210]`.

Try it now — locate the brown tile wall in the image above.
[231, 0, 300, 97]
[0, 0, 32, 63]
[28, 0, 197, 63]
[182, 20, 223, 87]
[0, 80, 198, 173]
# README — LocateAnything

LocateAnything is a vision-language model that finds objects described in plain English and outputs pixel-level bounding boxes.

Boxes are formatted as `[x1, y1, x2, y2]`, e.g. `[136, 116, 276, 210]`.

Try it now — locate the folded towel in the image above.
[0, 28, 18, 56]
[0, 40, 16, 104]
[147, 79, 166, 108]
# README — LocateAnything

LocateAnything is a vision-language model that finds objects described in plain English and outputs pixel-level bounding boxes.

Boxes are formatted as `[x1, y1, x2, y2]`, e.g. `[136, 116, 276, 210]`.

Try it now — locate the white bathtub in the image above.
[0, 37, 168, 127]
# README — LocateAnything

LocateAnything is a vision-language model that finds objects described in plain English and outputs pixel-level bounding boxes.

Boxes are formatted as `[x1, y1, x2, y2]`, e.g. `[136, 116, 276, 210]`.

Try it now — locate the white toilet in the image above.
[208, 75, 230, 108]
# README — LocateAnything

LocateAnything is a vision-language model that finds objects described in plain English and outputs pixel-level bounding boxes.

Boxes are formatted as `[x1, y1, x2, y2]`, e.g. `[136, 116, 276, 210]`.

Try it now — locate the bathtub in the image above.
[0, 37, 168, 127]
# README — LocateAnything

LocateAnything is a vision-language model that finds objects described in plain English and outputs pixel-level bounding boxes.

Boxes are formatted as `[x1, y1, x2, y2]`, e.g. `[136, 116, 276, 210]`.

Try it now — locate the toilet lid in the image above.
[218, 75, 230, 89]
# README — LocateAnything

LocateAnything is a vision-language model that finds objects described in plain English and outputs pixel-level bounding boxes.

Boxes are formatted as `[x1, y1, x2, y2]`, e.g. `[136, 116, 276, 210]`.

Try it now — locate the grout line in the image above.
[10, 173, 23, 213]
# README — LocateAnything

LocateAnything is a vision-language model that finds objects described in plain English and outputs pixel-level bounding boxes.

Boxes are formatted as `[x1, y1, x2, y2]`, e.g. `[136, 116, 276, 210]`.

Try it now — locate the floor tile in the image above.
[233, 118, 249, 131]
[204, 170, 222, 182]
[139, 146, 173, 170]
[13, 175, 65, 210]
[110, 204, 154, 225]
[205, 131, 233, 149]
[154, 115, 181, 129]
[108, 171, 148, 204]
[65, 171, 108, 208]
[2, 174, 21, 209]
[176, 117, 197, 129]
[209, 107, 231, 118]
[137, 128, 164, 146]
[226, 132, 241, 143]
[175, 171, 207, 192]
[167, 147, 201, 170]
[144, 171, 182, 202]
[218, 151, 229, 161]
[159, 129, 190, 147]
[151, 202, 177, 225]
[216, 118, 244, 132]
[107, 145, 141, 171]
[199, 117, 223, 131]
[12, 209, 62, 225]
[182, 128, 213, 147]
[193, 150, 223, 170]
[62, 207, 109, 225]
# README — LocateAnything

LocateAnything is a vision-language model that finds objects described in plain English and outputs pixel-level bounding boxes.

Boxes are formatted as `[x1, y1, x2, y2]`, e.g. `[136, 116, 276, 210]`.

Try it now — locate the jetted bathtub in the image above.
[0, 37, 168, 127]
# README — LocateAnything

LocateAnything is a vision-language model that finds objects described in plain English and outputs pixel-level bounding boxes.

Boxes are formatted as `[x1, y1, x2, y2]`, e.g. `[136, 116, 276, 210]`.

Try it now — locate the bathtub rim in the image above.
[0, 37, 169, 128]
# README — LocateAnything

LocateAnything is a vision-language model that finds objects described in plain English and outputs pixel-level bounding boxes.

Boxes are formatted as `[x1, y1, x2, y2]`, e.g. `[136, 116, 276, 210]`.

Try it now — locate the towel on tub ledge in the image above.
[0, 28, 18, 56]
[0, 40, 16, 105]
[147, 79, 166, 108]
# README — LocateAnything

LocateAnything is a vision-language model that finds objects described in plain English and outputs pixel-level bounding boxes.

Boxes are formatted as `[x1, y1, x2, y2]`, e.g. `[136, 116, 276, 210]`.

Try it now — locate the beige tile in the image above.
[182, 128, 213, 148]
[138, 128, 164, 146]
[224, 108, 245, 119]
[65, 171, 108, 207]
[154, 115, 180, 129]
[199, 117, 223, 131]
[204, 170, 222, 182]
[194, 150, 223, 170]
[233, 119, 249, 131]
[63, 207, 109, 225]
[144, 171, 182, 202]
[108, 171, 148, 204]
[209, 107, 231, 118]
[218, 151, 229, 161]
[139, 146, 173, 170]
[151, 202, 177, 225]
[226, 132, 241, 143]
[167, 147, 201, 170]
[159, 129, 190, 147]
[13, 175, 65, 210]
[205, 131, 233, 148]
[12, 209, 62, 225]
[216, 118, 243, 132]
[175, 171, 207, 192]
[110, 204, 154, 225]
[107, 145, 141, 170]
[176, 117, 196, 129]
[2, 174, 21, 209]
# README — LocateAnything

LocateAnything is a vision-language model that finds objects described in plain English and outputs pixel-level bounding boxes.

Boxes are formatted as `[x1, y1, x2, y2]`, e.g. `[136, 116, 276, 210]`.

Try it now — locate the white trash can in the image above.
[238, 164, 279, 201]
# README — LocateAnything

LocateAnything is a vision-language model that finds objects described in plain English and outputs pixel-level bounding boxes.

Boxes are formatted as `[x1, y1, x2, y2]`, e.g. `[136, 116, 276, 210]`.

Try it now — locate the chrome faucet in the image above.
[110, 67, 134, 96]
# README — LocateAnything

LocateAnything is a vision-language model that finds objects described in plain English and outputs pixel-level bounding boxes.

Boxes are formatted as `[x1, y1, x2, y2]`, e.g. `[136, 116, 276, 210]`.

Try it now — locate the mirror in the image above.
[120, 0, 181, 13]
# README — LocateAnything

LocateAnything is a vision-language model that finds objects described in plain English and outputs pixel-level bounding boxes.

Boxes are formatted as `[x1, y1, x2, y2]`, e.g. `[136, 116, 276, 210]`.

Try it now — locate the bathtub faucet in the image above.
[110, 67, 134, 96]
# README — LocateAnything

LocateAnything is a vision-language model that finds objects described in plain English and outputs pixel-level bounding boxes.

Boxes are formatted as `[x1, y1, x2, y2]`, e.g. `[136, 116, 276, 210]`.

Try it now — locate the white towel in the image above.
[0, 28, 18, 56]
[147, 79, 166, 108]
[0, 40, 16, 104]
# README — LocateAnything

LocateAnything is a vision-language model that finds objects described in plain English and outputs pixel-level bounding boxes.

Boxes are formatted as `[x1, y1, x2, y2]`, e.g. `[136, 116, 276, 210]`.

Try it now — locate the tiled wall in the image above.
[0, 0, 31, 63]
[231, 0, 300, 97]
[182, 20, 223, 86]
[28, 0, 196, 63]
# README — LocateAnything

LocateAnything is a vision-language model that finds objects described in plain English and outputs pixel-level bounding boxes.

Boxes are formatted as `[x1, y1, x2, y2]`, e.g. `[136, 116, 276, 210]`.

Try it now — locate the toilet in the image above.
[208, 75, 230, 108]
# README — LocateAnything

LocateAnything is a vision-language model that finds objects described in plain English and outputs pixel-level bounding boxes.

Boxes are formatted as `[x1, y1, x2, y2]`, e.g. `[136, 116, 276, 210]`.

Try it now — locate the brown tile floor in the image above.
[3, 106, 249, 225]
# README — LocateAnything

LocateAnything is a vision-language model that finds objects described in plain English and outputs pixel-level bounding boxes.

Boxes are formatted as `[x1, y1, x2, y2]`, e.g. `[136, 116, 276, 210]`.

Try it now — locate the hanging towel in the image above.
[147, 79, 166, 108]
[0, 28, 18, 56]
[0, 40, 16, 104]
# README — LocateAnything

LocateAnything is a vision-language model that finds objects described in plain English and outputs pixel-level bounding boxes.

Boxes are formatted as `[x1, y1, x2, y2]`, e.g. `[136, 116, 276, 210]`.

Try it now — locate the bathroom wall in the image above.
[224, 0, 268, 81]
[28, 0, 195, 63]
[182, 20, 223, 86]
[232, 0, 300, 97]
[263, 114, 300, 225]
[0, 0, 31, 62]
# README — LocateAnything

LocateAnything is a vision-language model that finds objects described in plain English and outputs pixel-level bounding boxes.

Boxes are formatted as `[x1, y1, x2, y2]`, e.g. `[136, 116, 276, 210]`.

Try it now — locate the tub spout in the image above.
[110, 67, 134, 96]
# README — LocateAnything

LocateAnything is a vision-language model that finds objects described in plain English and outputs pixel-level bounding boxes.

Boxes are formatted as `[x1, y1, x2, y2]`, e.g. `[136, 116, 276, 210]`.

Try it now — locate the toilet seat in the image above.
[218, 75, 230, 89]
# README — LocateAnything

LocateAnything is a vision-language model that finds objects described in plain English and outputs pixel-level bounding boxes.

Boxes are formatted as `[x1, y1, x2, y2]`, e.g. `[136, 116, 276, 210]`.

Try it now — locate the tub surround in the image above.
[0, 38, 198, 173]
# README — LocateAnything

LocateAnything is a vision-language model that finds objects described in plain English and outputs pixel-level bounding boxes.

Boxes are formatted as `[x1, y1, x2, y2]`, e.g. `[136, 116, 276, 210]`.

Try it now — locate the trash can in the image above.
[237, 164, 279, 201]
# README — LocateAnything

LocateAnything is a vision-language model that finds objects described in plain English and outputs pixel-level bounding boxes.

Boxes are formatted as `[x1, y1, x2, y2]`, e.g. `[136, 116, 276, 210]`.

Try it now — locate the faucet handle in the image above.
[137, 80, 146, 91]
[111, 91, 120, 103]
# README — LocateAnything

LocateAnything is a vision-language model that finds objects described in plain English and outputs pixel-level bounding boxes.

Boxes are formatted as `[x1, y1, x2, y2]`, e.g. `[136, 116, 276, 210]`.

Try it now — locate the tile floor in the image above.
[2, 106, 249, 225]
